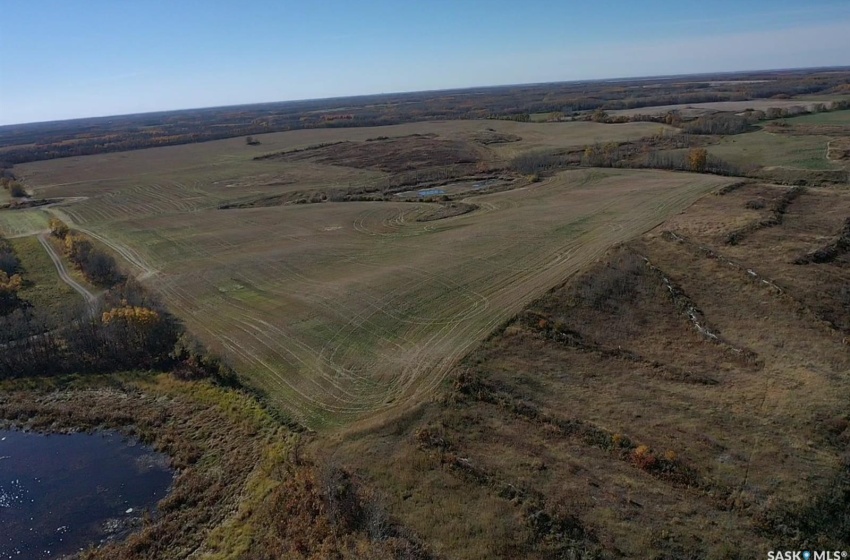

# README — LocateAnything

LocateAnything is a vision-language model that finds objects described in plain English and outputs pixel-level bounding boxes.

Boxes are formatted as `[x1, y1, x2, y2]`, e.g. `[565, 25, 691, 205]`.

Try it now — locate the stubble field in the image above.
[8, 121, 731, 427]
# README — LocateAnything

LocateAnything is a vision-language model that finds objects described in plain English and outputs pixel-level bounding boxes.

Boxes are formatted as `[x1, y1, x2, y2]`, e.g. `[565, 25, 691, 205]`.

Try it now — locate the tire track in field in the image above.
[273, 176, 723, 419]
[265, 177, 723, 417]
[46, 207, 159, 279]
[51, 172, 733, 425]
[37, 233, 97, 307]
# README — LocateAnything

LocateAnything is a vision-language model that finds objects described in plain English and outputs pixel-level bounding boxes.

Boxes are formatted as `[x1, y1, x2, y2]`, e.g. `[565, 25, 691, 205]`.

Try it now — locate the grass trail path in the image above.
[37, 232, 97, 306]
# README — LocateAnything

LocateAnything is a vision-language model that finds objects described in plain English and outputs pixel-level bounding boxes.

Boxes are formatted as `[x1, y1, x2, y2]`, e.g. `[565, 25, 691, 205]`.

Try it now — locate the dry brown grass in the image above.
[330, 182, 850, 558]
[6, 119, 707, 427]
[0, 374, 430, 560]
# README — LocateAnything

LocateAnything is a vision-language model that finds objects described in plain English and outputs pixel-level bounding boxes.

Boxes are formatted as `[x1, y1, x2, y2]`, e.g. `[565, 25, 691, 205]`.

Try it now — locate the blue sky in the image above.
[1, 0, 849, 125]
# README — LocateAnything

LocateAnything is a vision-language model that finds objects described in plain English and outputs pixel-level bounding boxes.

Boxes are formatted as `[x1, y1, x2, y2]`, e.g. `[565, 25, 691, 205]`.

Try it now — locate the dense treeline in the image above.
[0, 279, 175, 377]
[641, 150, 744, 176]
[579, 137, 745, 176]
[508, 130, 744, 178]
[0, 235, 20, 277]
[0, 277, 232, 380]
[1, 222, 231, 380]
[0, 235, 23, 315]
[2, 68, 848, 165]
[682, 114, 753, 135]
[509, 149, 577, 175]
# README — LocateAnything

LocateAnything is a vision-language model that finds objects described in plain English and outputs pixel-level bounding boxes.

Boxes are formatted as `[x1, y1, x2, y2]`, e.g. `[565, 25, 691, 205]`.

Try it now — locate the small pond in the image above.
[394, 178, 514, 199]
[0, 429, 172, 559]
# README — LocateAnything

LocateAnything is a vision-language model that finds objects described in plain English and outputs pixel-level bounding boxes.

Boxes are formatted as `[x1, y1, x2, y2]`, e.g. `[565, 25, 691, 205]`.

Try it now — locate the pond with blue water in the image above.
[0, 429, 172, 559]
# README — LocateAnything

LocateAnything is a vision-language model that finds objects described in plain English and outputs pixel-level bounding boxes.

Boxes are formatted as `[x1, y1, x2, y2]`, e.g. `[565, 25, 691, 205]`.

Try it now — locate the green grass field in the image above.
[781, 108, 850, 125]
[708, 131, 835, 170]
[10, 235, 81, 313]
[0, 209, 49, 237]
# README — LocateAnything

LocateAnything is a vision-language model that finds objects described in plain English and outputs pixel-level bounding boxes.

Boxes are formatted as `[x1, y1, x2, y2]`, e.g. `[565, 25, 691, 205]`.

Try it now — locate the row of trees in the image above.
[607, 99, 850, 129]
[580, 140, 743, 176]
[507, 139, 732, 178]
[642, 149, 744, 176]
[50, 218, 122, 286]
[509, 149, 574, 175]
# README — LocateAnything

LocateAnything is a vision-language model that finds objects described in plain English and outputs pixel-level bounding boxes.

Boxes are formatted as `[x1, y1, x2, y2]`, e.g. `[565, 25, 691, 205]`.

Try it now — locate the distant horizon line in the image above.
[3, 64, 849, 129]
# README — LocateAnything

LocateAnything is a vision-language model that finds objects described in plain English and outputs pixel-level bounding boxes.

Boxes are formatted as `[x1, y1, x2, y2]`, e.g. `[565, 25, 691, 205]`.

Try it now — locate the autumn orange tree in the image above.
[0, 270, 23, 315]
[0, 270, 22, 291]
[688, 148, 708, 173]
[49, 217, 69, 239]
[59, 230, 121, 286]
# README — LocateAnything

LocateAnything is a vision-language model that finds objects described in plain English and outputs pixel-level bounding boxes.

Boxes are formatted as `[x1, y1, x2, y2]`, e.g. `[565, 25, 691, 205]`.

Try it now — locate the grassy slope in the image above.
[708, 132, 834, 170]
[781, 108, 850, 125]
[331, 183, 850, 559]
[701, 110, 850, 175]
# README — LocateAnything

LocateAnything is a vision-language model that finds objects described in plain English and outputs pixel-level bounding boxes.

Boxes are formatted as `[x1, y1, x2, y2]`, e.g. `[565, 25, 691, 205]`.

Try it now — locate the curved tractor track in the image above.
[33, 169, 733, 427]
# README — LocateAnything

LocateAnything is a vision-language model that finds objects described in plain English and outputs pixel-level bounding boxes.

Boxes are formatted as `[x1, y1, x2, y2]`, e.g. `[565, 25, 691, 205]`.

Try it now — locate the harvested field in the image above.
[16, 120, 672, 196]
[12, 120, 699, 426]
[36, 165, 730, 426]
[11, 120, 675, 227]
